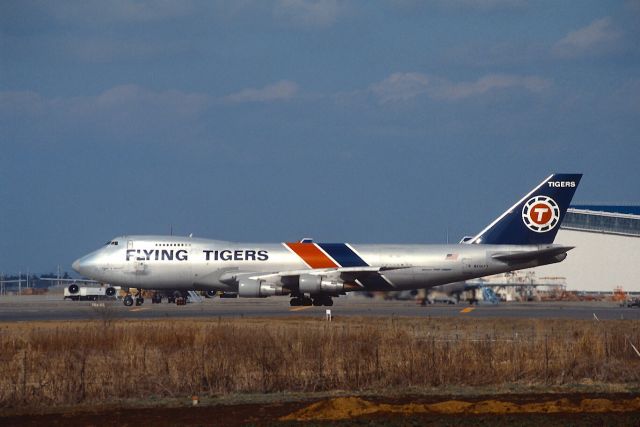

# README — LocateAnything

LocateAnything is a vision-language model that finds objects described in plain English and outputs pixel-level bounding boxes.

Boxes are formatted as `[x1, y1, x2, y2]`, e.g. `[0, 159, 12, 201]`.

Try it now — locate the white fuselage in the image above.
[73, 235, 561, 294]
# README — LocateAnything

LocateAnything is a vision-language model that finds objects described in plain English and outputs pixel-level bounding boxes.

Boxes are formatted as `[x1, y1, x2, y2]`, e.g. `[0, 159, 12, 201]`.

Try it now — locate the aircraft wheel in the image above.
[123, 295, 134, 307]
[302, 297, 313, 306]
[324, 298, 333, 307]
[290, 298, 301, 306]
[135, 297, 144, 306]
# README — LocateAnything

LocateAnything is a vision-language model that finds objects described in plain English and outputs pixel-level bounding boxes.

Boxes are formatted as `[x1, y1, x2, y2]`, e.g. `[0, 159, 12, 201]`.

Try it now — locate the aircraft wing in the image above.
[39, 278, 101, 284]
[247, 265, 406, 281]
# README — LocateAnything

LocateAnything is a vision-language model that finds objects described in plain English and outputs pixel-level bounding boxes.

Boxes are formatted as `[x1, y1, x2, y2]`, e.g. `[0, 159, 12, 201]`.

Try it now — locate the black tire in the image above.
[68, 284, 79, 294]
[123, 296, 134, 307]
[135, 297, 144, 306]
[105, 287, 116, 297]
[324, 299, 334, 307]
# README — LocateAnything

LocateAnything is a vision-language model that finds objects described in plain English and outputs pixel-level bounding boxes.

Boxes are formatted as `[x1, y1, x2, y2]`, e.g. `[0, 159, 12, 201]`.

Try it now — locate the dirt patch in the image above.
[2, 394, 640, 426]
[280, 396, 640, 421]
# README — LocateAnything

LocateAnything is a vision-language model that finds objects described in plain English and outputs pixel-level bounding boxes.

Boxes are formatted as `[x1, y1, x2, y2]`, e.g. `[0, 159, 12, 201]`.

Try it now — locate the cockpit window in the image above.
[104, 241, 119, 246]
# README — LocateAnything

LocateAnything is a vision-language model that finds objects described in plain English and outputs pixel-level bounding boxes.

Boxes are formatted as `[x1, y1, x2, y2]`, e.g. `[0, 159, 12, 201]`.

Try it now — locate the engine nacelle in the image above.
[238, 278, 288, 298]
[298, 274, 345, 294]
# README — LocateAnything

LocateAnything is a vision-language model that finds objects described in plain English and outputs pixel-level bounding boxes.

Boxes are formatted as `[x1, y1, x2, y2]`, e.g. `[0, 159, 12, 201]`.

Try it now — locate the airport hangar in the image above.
[528, 205, 640, 293]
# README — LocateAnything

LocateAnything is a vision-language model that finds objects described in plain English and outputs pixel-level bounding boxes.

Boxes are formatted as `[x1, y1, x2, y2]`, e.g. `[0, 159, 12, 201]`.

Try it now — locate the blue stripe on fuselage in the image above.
[317, 243, 368, 267]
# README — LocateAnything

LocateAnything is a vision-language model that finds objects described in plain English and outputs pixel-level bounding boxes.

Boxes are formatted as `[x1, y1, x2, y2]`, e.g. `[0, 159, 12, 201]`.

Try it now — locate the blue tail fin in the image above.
[470, 174, 582, 245]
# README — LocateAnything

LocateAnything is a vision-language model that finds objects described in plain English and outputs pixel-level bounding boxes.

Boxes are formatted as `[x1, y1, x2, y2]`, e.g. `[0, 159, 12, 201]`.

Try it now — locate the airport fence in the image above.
[0, 316, 639, 408]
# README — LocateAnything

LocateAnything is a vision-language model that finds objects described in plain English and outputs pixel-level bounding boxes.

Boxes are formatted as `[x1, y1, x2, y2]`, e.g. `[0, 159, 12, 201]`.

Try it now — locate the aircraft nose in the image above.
[72, 251, 104, 278]
[72, 258, 83, 274]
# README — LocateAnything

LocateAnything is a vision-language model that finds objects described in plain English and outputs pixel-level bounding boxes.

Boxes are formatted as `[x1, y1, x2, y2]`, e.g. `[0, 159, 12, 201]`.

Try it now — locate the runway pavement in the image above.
[0, 294, 638, 322]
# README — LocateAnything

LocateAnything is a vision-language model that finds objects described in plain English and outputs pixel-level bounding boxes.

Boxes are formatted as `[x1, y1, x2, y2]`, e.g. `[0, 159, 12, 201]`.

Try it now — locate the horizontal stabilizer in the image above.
[491, 245, 574, 263]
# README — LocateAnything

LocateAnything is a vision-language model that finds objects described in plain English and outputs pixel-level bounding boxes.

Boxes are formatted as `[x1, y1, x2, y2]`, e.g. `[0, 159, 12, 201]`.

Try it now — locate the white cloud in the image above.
[0, 91, 47, 116]
[436, 74, 550, 100]
[273, 0, 342, 28]
[224, 80, 299, 103]
[76, 84, 210, 116]
[367, 72, 550, 104]
[369, 73, 430, 103]
[391, 0, 526, 11]
[625, 0, 640, 13]
[552, 17, 621, 59]
[438, 0, 526, 8]
[45, 0, 196, 24]
[61, 37, 192, 63]
[0, 85, 210, 141]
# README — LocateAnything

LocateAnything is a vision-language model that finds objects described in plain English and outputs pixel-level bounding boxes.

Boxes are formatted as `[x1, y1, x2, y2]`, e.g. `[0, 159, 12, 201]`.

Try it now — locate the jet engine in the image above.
[238, 278, 289, 298]
[298, 274, 346, 294]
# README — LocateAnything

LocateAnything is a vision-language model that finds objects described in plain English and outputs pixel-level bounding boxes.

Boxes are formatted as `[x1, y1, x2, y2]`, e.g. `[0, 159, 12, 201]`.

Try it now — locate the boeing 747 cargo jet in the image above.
[73, 174, 581, 307]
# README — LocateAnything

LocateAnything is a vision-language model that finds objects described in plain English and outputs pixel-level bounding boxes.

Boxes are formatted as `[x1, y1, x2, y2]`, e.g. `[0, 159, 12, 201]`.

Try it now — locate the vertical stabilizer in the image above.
[470, 173, 582, 245]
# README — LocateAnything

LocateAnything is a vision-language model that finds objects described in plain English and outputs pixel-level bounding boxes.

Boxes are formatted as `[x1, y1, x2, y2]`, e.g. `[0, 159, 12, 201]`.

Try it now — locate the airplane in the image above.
[72, 173, 582, 307]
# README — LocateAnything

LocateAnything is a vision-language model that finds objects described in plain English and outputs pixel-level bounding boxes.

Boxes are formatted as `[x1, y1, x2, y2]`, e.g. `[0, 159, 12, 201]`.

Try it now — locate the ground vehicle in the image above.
[621, 298, 640, 308]
[64, 284, 117, 301]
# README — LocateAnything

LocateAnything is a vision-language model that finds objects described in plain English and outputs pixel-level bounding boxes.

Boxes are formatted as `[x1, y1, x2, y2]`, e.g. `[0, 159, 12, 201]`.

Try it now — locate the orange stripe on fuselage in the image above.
[285, 243, 338, 269]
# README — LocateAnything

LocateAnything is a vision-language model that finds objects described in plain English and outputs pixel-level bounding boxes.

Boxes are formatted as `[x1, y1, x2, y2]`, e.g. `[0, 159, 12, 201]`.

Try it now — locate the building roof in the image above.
[570, 205, 640, 216]
[563, 205, 640, 237]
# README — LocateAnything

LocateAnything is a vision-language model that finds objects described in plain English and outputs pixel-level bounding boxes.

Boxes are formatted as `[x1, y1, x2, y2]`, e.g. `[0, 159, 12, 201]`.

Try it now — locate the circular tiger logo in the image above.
[522, 196, 560, 233]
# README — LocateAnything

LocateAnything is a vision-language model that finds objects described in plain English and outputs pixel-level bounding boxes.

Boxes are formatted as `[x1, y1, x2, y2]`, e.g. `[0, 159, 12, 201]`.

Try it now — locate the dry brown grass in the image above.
[1, 316, 639, 408]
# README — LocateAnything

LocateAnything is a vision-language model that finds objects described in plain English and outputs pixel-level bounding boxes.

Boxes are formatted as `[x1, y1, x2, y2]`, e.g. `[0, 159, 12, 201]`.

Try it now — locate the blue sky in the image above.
[1, 0, 639, 274]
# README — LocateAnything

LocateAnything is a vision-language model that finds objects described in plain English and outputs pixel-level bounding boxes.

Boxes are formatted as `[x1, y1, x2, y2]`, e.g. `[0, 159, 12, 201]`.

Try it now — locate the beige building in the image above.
[531, 206, 640, 293]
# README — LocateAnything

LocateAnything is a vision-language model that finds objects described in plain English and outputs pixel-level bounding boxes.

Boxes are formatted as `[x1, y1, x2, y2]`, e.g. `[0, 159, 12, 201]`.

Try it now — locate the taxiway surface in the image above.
[0, 295, 638, 322]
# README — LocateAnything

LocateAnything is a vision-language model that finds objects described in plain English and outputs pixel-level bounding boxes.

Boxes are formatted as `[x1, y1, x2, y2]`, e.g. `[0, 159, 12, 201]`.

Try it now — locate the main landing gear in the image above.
[123, 292, 144, 307]
[290, 295, 333, 307]
[289, 296, 312, 306]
